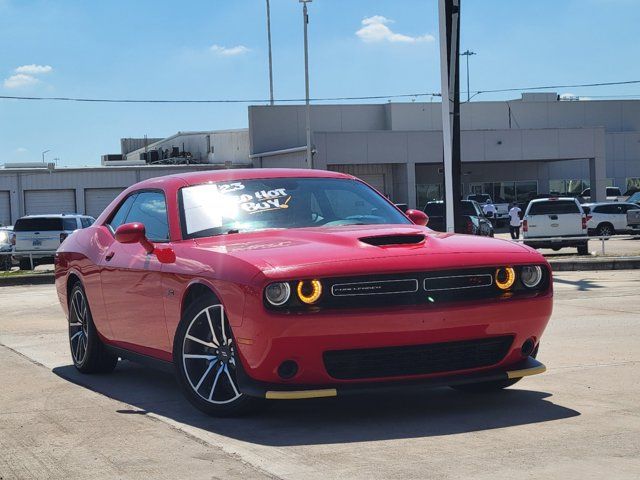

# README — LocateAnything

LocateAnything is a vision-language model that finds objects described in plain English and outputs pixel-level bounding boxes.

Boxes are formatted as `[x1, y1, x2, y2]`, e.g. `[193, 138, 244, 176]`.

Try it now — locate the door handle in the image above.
[105, 251, 115, 261]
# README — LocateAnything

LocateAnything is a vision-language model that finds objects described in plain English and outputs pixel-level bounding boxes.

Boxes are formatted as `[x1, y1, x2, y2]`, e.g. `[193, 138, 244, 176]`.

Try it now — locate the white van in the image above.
[523, 197, 589, 255]
[13, 214, 94, 269]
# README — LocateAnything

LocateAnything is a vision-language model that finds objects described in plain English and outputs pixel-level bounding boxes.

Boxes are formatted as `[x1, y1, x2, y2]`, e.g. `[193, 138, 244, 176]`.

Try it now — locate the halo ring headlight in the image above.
[297, 279, 322, 304]
[521, 265, 543, 288]
[495, 267, 516, 290]
[265, 282, 291, 306]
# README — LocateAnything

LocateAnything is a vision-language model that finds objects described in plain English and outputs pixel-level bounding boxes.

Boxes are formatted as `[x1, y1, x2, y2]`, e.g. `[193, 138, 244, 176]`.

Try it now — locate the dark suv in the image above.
[423, 201, 494, 236]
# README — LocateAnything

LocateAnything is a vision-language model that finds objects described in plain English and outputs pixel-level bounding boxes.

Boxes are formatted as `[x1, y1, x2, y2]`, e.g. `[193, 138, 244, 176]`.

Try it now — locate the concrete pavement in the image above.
[1, 272, 639, 479]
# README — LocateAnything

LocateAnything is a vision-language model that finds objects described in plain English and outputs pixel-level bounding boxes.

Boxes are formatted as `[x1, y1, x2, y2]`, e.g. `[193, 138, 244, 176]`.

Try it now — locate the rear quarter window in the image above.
[528, 200, 580, 215]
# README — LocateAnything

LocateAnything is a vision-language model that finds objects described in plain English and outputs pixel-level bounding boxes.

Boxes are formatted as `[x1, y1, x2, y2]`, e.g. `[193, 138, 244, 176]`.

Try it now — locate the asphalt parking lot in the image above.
[1, 271, 639, 480]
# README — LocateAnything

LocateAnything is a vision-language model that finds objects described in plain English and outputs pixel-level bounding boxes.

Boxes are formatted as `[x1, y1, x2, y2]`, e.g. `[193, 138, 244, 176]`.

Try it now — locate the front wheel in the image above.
[173, 294, 264, 416]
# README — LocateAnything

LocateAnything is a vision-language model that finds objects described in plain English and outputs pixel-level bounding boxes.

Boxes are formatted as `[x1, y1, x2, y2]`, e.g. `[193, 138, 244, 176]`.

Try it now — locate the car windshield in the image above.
[179, 177, 410, 238]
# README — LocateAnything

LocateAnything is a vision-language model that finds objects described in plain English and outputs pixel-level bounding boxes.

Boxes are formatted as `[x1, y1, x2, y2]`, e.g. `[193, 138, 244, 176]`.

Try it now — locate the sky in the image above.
[1, 0, 639, 166]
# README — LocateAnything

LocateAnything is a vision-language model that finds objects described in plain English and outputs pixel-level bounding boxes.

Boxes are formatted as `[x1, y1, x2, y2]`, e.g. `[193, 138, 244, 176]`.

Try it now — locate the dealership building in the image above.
[1, 92, 639, 225]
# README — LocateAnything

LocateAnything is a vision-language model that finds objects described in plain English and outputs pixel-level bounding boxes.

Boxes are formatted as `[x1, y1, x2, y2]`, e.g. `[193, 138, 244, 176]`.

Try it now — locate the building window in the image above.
[550, 178, 614, 196]
[416, 184, 443, 208]
[469, 181, 538, 204]
[626, 178, 640, 194]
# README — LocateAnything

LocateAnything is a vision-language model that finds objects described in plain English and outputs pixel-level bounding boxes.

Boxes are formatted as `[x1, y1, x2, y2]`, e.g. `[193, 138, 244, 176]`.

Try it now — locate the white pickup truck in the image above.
[523, 197, 589, 255]
[466, 194, 509, 225]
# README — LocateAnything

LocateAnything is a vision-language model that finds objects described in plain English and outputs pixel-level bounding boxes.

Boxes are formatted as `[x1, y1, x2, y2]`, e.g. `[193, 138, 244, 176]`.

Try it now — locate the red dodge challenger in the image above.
[55, 169, 552, 416]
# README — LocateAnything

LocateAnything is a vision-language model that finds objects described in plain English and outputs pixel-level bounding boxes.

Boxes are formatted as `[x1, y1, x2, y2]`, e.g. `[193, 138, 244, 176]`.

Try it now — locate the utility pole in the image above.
[300, 0, 313, 168]
[41, 149, 50, 164]
[460, 50, 476, 102]
[438, 0, 462, 233]
[266, 0, 274, 105]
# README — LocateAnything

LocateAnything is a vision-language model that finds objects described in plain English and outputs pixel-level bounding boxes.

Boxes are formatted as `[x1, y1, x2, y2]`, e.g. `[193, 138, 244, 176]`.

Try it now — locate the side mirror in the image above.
[115, 223, 155, 254]
[406, 209, 429, 226]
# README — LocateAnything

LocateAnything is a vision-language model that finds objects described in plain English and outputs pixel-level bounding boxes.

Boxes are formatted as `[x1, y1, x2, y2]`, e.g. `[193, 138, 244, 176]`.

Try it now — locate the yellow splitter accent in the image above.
[265, 388, 337, 400]
[506, 363, 546, 379]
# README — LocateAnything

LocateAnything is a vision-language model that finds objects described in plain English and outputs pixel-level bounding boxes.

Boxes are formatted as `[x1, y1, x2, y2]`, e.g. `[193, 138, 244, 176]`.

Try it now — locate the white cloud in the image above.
[356, 15, 434, 44]
[3, 73, 40, 89]
[210, 44, 250, 56]
[15, 64, 53, 75]
[15, 147, 28, 153]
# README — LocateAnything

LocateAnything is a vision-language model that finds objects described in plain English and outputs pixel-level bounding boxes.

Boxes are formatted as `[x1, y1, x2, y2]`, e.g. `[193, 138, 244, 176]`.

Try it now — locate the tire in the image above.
[0, 255, 11, 271]
[19, 258, 32, 270]
[68, 282, 118, 374]
[173, 292, 264, 417]
[596, 223, 614, 237]
[577, 243, 589, 255]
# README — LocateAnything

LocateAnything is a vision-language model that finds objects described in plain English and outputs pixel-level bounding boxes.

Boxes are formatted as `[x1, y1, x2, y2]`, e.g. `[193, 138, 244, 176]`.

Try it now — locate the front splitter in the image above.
[236, 356, 546, 400]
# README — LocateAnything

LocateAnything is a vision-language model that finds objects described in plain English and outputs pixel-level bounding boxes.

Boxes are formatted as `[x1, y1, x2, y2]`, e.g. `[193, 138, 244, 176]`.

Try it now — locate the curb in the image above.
[0, 273, 55, 286]
[548, 256, 640, 271]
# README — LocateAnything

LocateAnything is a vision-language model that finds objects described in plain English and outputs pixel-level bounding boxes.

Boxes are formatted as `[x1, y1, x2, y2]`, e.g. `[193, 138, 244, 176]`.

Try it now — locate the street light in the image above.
[299, 0, 313, 168]
[41, 149, 50, 163]
[460, 50, 476, 102]
[266, 0, 274, 105]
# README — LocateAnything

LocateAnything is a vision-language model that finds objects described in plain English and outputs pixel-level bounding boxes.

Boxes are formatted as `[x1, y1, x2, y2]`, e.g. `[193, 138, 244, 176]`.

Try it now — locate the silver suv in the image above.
[0, 226, 14, 271]
[13, 214, 95, 269]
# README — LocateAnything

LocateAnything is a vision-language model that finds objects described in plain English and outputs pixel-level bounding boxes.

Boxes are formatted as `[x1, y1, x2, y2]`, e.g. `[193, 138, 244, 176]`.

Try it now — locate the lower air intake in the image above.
[323, 336, 513, 380]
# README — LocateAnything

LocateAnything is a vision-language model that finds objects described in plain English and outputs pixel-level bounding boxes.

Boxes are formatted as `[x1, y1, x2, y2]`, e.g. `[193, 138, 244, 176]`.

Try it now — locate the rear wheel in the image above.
[173, 293, 264, 416]
[597, 223, 614, 237]
[19, 258, 32, 270]
[0, 255, 11, 271]
[68, 283, 118, 373]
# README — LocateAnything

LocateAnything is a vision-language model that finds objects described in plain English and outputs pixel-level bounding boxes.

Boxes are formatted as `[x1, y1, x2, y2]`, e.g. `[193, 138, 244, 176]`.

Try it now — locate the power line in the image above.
[0, 92, 441, 104]
[0, 79, 639, 104]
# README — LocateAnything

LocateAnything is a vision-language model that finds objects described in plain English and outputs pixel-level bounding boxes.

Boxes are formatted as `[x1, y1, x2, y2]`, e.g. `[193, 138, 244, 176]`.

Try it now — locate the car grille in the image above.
[321, 268, 506, 309]
[323, 336, 514, 380]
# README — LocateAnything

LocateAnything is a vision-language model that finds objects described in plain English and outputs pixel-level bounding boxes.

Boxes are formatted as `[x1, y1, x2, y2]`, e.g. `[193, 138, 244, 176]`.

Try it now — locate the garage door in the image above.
[0, 191, 10, 226]
[85, 188, 124, 218]
[24, 189, 77, 215]
[356, 174, 386, 194]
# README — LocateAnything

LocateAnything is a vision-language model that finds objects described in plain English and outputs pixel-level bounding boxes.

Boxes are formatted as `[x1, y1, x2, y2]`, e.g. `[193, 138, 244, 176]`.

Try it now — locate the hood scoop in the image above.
[359, 234, 425, 247]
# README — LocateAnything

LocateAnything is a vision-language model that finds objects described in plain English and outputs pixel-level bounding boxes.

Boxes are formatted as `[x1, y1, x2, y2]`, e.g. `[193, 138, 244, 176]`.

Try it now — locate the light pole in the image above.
[41, 149, 50, 163]
[300, 0, 313, 168]
[460, 50, 476, 102]
[266, 0, 274, 105]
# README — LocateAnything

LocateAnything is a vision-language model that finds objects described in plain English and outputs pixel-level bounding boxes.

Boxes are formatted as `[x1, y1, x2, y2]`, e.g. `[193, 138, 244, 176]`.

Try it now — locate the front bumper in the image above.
[233, 292, 553, 387]
[237, 356, 546, 399]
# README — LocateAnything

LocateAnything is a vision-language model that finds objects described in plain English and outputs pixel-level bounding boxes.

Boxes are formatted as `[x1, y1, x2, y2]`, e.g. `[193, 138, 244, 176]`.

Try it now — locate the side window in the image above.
[108, 194, 137, 232]
[124, 191, 169, 241]
[63, 218, 78, 231]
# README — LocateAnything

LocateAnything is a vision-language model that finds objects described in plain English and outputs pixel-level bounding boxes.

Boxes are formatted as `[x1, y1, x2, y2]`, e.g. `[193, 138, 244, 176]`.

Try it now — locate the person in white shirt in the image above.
[508, 204, 522, 239]
[482, 199, 497, 223]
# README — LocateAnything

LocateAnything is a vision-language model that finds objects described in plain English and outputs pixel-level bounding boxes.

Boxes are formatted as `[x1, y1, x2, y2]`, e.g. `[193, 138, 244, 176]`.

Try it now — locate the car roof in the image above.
[18, 214, 87, 219]
[528, 197, 577, 203]
[132, 168, 355, 190]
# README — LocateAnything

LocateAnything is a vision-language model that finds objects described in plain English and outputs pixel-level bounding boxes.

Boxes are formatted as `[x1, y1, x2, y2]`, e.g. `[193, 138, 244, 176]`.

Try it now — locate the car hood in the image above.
[193, 225, 541, 279]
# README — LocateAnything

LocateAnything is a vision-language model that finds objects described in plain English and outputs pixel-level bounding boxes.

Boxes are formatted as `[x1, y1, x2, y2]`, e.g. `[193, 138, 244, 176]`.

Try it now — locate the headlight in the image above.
[297, 279, 322, 304]
[265, 282, 291, 306]
[495, 267, 516, 290]
[0, 232, 7, 243]
[521, 265, 543, 288]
